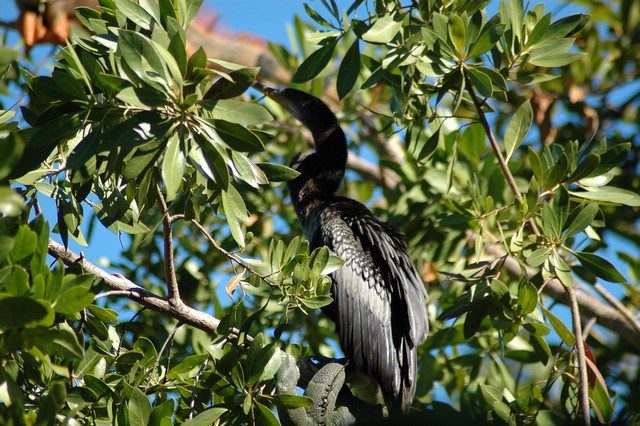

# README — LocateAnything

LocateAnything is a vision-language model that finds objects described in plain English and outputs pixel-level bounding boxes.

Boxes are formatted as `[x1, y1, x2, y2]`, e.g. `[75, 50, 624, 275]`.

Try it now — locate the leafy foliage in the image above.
[1, 0, 639, 424]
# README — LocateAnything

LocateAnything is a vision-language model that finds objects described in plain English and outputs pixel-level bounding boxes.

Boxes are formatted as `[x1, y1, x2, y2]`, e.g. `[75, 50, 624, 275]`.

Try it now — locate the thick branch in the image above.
[48, 239, 222, 334]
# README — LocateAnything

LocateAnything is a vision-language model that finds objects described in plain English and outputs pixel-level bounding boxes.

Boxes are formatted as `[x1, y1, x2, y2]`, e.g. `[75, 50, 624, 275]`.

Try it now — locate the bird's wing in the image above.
[319, 201, 428, 403]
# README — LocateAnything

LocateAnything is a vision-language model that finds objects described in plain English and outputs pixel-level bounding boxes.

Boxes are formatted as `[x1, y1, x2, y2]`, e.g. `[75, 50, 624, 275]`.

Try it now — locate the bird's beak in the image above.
[252, 82, 297, 116]
[252, 81, 279, 98]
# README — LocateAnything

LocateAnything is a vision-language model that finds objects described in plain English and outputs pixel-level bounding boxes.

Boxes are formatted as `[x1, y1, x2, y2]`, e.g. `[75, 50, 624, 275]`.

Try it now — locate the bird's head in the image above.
[253, 83, 340, 141]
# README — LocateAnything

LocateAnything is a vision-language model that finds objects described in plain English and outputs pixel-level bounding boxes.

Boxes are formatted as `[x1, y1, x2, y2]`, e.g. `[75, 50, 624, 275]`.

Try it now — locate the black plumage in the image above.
[256, 84, 428, 414]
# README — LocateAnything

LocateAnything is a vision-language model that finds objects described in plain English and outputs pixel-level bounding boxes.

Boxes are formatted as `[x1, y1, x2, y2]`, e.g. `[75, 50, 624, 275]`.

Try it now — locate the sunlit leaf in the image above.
[504, 100, 532, 162]
[362, 15, 402, 43]
[543, 307, 575, 346]
[162, 133, 185, 201]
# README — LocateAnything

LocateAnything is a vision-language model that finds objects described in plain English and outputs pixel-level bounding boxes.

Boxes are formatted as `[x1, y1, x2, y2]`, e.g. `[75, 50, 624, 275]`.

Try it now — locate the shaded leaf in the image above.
[574, 252, 626, 283]
[337, 39, 361, 100]
[292, 38, 338, 83]
[256, 163, 300, 182]
[564, 203, 598, 238]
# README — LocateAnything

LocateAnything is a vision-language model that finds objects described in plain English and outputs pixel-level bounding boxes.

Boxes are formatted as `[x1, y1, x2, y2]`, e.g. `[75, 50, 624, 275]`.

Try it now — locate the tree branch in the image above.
[566, 286, 591, 425]
[48, 239, 224, 335]
[157, 186, 181, 303]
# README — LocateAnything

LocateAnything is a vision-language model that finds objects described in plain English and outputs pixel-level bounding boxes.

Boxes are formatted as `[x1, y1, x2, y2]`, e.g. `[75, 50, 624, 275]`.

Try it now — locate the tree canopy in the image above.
[0, 0, 639, 424]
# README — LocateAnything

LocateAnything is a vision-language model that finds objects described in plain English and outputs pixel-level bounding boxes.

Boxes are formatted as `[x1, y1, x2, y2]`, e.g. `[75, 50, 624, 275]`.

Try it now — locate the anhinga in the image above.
[255, 83, 428, 414]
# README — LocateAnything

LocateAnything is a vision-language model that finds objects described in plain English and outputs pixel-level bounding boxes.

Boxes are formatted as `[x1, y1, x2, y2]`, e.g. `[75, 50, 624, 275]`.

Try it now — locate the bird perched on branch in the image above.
[254, 82, 428, 415]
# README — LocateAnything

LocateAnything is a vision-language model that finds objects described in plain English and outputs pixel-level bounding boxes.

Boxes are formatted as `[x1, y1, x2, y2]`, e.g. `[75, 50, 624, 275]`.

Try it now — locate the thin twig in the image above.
[190, 358, 210, 419]
[147, 321, 184, 391]
[464, 72, 540, 235]
[189, 219, 240, 261]
[566, 286, 591, 426]
[157, 186, 181, 303]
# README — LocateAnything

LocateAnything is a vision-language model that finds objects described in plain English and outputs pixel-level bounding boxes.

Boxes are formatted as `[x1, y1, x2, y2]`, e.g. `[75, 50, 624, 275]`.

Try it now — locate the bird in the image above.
[254, 82, 429, 414]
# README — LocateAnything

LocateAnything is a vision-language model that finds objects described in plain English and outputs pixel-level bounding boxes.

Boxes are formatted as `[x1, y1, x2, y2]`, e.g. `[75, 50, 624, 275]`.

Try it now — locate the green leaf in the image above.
[569, 187, 640, 206]
[337, 39, 361, 100]
[528, 39, 584, 67]
[116, 351, 145, 374]
[550, 251, 574, 287]
[469, 24, 505, 57]
[504, 100, 532, 162]
[162, 133, 185, 202]
[167, 354, 208, 379]
[543, 307, 575, 346]
[0, 296, 50, 330]
[569, 153, 600, 182]
[418, 127, 441, 164]
[129, 388, 152, 426]
[303, 3, 333, 28]
[181, 408, 227, 426]
[0, 47, 19, 66]
[255, 400, 280, 426]
[362, 15, 402, 43]
[528, 147, 543, 184]
[467, 67, 493, 98]
[300, 295, 333, 309]
[271, 394, 313, 409]
[578, 173, 614, 188]
[214, 120, 265, 152]
[256, 163, 300, 182]
[204, 68, 259, 100]
[574, 252, 626, 283]
[115, 0, 154, 30]
[249, 344, 282, 386]
[84, 374, 116, 399]
[55, 286, 95, 315]
[526, 247, 551, 268]
[48, 326, 84, 359]
[548, 186, 569, 237]
[448, 14, 466, 57]
[200, 100, 273, 125]
[177, 0, 203, 28]
[116, 86, 168, 108]
[221, 187, 248, 248]
[517, 280, 538, 316]
[118, 31, 169, 86]
[564, 203, 598, 238]
[292, 38, 338, 83]
[9, 226, 37, 262]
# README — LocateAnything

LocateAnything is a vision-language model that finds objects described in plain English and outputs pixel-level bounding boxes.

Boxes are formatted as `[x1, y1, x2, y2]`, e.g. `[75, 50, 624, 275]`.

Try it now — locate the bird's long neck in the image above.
[288, 125, 348, 228]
